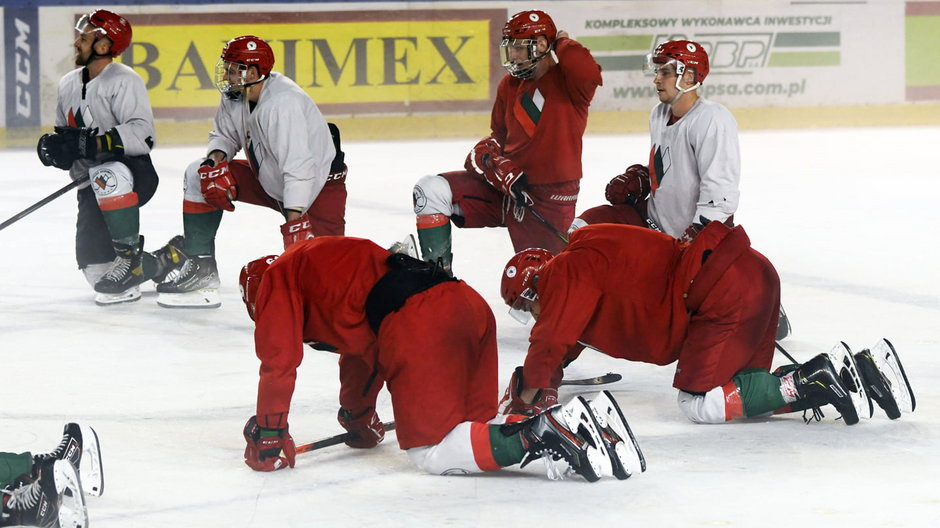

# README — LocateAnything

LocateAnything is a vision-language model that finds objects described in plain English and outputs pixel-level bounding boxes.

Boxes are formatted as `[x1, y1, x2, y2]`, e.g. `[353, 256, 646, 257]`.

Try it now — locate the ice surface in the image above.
[1, 127, 938, 527]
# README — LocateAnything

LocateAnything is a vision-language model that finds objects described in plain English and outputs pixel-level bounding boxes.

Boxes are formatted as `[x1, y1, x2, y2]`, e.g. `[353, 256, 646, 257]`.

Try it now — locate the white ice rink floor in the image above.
[1, 127, 938, 527]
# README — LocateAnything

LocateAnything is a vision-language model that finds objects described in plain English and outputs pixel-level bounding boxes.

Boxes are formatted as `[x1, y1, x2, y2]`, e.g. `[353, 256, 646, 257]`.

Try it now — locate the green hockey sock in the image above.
[733, 368, 788, 417]
[101, 205, 139, 245]
[183, 210, 223, 256]
[416, 219, 452, 271]
[488, 424, 525, 467]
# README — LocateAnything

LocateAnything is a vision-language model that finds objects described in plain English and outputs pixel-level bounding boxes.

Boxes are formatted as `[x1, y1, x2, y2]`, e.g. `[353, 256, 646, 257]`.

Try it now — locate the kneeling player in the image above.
[498, 223, 914, 425]
[239, 237, 643, 482]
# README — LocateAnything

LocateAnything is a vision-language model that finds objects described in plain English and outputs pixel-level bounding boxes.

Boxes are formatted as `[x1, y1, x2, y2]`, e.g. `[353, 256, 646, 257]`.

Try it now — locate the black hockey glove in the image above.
[37, 132, 77, 170]
[52, 126, 100, 161]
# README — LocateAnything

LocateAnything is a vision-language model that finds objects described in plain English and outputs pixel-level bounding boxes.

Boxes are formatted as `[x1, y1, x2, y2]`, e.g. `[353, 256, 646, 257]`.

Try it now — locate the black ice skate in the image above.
[33, 423, 104, 497]
[855, 338, 915, 419]
[93, 235, 156, 305]
[1, 458, 87, 528]
[503, 396, 607, 482]
[156, 254, 221, 309]
[792, 350, 863, 425]
[150, 235, 187, 284]
[588, 390, 646, 480]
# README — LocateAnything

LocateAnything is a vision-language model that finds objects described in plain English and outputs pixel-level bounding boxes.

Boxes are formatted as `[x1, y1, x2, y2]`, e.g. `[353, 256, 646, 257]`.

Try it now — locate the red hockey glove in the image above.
[497, 366, 559, 419]
[605, 164, 651, 205]
[465, 136, 531, 205]
[199, 159, 237, 212]
[243, 416, 296, 471]
[337, 408, 385, 448]
[280, 213, 315, 249]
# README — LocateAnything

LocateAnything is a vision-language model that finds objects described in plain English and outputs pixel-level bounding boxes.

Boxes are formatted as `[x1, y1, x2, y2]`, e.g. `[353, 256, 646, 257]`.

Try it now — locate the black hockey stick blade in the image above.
[296, 421, 396, 454]
[560, 373, 622, 386]
[0, 178, 83, 232]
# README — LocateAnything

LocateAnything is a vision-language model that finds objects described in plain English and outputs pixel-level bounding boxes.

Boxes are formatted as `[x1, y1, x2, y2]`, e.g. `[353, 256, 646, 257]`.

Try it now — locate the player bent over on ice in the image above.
[239, 237, 643, 482]
[152, 35, 346, 308]
[499, 223, 914, 425]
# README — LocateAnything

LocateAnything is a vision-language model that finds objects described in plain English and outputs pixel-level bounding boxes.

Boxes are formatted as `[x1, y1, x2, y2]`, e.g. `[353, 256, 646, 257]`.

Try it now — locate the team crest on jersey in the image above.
[412, 186, 427, 214]
[92, 168, 119, 195]
[505, 265, 517, 278]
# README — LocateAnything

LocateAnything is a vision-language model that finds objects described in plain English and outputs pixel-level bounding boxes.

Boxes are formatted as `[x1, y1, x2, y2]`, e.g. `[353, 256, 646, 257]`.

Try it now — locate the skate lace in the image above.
[101, 255, 132, 282]
[2, 481, 41, 510]
[171, 258, 197, 283]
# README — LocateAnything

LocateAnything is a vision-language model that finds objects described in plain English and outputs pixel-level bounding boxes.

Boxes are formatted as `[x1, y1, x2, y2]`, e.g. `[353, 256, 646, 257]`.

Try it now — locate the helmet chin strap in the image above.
[669, 80, 700, 105]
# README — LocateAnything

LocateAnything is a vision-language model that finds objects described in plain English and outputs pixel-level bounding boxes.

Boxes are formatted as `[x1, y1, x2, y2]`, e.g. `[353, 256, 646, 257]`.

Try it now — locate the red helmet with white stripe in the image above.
[75, 9, 132, 57]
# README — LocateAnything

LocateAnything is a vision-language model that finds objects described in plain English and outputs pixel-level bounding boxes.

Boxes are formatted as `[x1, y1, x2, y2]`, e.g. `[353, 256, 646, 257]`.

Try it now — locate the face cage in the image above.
[508, 287, 538, 325]
[215, 59, 249, 100]
[500, 38, 543, 79]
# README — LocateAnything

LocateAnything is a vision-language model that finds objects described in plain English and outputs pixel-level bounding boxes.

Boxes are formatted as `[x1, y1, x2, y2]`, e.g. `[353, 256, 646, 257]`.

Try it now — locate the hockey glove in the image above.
[497, 366, 559, 419]
[198, 159, 237, 211]
[605, 164, 651, 205]
[243, 416, 296, 471]
[37, 133, 77, 170]
[337, 407, 385, 449]
[280, 213, 315, 249]
[465, 136, 533, 206]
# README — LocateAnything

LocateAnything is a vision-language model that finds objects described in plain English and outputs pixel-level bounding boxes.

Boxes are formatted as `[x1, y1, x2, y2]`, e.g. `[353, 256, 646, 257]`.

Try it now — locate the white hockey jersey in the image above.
[55, 62, 156, 179]
[646, 98, 740, 238]
[206, 72, 334, 212]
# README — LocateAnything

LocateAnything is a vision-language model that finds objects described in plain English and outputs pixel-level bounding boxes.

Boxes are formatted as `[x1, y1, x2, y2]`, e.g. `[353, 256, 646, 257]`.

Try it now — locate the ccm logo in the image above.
[13, 17, 34, 119]
[288, 221, 311, 233]
[200, 167, 229, 179]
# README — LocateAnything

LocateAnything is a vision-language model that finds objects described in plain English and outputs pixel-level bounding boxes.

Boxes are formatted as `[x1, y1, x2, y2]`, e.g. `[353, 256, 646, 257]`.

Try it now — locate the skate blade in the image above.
[80, 425, 104, 497]
[388, 234, 419, 259]
[53, 460, 89, 528]
[157, 289, 221, 309]
[94, 286, 141, 306]
[871, 338, 915, 413]
[827, 342, 873, 421]
[589, 391, 646, 478]
[559, 396, 607, 482]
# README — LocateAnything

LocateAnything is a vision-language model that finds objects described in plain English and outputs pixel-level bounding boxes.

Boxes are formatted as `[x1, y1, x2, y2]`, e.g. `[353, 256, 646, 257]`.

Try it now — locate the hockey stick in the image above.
[775, 341, 799, 364]
[296, 421, 397, 454]
[0, 178, 83, 232]
[520, 202, 569, 244]
[560, 373, 622, 386]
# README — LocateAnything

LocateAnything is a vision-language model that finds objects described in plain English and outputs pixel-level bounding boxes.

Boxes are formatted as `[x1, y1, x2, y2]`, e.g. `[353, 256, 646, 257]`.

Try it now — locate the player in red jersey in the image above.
[412, 10, 602, 272]
[239, 237, 639, 482]
[498, 223, 905, 426]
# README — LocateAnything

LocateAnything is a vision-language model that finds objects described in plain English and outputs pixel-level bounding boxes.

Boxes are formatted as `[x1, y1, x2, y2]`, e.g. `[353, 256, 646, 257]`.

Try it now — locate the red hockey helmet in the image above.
[501, 248, 553, 323]
[239, 255, 278, 321]
[648, 40, 709, 83]
[503, 10, 557, 42]
[75, 9, 132, 57]
[221, 35, 275, 78]
[500, 11, 557, 79]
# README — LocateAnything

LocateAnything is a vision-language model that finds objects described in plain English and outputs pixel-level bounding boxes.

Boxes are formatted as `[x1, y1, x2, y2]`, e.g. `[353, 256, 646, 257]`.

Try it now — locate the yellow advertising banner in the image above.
[122, 10, 505, 118]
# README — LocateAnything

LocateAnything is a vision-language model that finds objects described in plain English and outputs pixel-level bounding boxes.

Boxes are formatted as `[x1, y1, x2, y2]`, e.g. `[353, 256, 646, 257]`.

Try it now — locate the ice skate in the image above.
[387, 234, 419, 258]
[93, 236, 154, 306]
[504, 396, 608, 482]
[588, 390, 646, 480]
[1, 458, 87, 528]
[150, 235, 187, 283]
[156, 254, 221, 309]
[826, 341, 872, 421]
[855, 338, 915, 419]
[791, 349, 863, 425]
[33, 423, 104, 497]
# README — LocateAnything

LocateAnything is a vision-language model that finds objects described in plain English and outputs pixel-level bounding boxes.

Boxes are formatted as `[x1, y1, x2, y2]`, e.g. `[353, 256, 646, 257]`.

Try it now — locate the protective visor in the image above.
[74, 15, 105, 36]
[508, 287, 538, 325]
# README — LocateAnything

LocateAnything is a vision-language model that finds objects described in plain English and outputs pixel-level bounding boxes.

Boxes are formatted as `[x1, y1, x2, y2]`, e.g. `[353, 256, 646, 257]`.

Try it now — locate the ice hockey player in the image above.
[570, 39, 738, 241]
[412, 10, 602, 273]
[153, 35, 346, 308]
[239, 237, 643, 481]
[36, 10, 161, 306]
[499, 223, 915, 425]
[0, 423, 104, 528]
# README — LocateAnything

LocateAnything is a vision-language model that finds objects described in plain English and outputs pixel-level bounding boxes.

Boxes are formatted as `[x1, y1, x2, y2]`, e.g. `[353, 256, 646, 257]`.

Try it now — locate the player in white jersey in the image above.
[570, 40, 739, 241]
[36, 10, 160, 305]
[154, 35, 347, 309]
